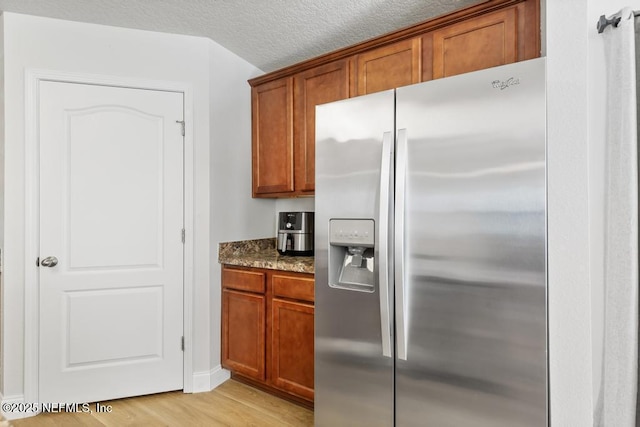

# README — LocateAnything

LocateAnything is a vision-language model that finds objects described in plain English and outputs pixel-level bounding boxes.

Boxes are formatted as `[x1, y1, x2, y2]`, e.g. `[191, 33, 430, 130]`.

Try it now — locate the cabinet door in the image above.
[294, 60, 350, 193]
[356, 38, 421, 95]
[222, 289, 266, 380]
[271, 298, 314, 400]
[430, 7, 518, 79]
[252, 77, 293, 196]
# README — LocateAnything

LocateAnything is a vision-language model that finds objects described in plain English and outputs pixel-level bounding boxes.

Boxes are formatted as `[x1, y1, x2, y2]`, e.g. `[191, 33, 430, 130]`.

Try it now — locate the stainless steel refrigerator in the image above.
[315, 58, 546, 426]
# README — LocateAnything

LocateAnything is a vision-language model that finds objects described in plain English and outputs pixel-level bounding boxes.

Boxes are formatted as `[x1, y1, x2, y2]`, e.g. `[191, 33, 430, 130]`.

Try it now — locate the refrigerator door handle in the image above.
[395, 128, 408, 361]
[379, 131, 393, 358]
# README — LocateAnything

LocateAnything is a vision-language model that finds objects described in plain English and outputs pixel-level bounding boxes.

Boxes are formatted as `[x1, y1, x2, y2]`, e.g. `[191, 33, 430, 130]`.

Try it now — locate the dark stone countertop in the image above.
[218, 238, 314, 274]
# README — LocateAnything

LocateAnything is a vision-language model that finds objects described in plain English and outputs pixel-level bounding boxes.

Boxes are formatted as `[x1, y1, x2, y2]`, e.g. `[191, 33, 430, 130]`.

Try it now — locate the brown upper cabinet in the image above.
[431, 9, 517, 79]
[422, 3, 539, 81]
[294, 60, 350, 194]
[356, 38, 421, 96]
[251, 77, 294, 196]
[249, 0, 540, 198]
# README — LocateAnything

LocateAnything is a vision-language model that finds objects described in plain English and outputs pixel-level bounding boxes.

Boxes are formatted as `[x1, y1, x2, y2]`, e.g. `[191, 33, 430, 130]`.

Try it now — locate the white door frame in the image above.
[23, 69, 196, 404]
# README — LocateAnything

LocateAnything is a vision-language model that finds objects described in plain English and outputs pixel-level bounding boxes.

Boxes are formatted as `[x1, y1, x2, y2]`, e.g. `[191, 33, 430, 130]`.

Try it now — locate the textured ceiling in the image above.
[0, 0, 483, 73]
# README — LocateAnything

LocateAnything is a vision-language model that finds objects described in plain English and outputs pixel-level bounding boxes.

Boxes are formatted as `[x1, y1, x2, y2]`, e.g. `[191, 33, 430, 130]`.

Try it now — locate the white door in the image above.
[38, 81, 184, 403]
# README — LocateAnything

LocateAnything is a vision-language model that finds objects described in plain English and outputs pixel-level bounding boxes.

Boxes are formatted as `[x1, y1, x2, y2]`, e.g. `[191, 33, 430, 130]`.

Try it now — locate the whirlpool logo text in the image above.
[491, 77, 520, 90]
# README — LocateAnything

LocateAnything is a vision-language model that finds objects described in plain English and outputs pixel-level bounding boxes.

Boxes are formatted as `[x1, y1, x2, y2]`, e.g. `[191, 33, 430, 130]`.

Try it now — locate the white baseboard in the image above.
[191, 366, 230, 393]
[0, 393, 38, 420]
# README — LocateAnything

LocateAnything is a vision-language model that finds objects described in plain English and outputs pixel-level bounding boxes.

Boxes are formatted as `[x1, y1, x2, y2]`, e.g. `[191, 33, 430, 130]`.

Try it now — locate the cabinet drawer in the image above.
[272, 274, 314, 302]
[222, 267, 266, 293]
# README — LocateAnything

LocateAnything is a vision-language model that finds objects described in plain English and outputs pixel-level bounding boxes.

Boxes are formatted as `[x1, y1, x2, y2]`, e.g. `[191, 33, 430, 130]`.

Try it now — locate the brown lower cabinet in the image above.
[271, 298, 314, 400]
[221, 265, 314, 405]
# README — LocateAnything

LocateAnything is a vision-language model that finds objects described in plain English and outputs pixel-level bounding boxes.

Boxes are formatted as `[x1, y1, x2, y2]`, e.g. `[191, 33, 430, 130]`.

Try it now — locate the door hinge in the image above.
[181, 228, 185, 244]
[176, 120, 185, 137]
[181, 336, 185, 351]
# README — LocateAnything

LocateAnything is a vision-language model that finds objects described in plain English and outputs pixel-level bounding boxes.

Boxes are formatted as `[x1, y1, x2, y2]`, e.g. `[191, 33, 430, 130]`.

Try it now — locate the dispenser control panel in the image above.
[329, 219, 374, 247]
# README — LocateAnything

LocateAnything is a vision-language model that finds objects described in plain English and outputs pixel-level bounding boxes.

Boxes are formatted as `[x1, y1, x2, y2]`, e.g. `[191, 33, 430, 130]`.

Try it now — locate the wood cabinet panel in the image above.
[249, 0, 539, 198]
[252, 77, 293, 196]
[248, 0, 539, 88]
[431, 7, 518, 79]
[271, 298, 314, 400]
[221, 266, 315, 404]
[294, 60, 350, 193]
[222, 289, 266, 381]
[356, 38, 421, 95]
[222, 267, 265, 293]
[272, 273, 315, 303]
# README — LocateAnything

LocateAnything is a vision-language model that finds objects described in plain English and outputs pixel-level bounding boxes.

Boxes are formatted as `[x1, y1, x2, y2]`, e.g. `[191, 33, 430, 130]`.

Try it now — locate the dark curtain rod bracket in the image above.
[597, 15, 621, 33]
[597, 10, 640, 34]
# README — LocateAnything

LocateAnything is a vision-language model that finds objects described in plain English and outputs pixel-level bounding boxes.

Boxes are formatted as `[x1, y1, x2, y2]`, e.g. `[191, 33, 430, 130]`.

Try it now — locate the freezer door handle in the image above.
[395, 128, 408, 360]
[379, 131, 393, 358]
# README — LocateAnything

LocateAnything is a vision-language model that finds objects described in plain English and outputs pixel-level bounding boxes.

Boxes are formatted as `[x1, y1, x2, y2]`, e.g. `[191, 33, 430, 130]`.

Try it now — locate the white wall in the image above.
[547, 2, 594, 424]
[208, 42, 275, 375]
[586, 0, 634, 413]
[0, 15, 4, 393]
[0, 12, 275, 401]
[547, 0, 633, 423]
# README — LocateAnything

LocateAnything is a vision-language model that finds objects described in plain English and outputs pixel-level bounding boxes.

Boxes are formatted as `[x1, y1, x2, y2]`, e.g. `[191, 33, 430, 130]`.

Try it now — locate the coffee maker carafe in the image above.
[277, 212, 314, 256]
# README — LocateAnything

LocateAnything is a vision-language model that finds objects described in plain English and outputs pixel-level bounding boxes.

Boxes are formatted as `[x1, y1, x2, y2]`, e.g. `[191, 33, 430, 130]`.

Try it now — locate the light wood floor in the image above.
[6, 380, 313, 426]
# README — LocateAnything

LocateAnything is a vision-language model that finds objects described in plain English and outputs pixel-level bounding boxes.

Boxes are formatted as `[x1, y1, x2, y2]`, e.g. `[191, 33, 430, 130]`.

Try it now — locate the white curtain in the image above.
[596, 7, 639, 427]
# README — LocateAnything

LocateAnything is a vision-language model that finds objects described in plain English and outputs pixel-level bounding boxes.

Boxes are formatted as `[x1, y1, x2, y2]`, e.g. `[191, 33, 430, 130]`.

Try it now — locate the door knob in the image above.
[41, 256, 58, 267]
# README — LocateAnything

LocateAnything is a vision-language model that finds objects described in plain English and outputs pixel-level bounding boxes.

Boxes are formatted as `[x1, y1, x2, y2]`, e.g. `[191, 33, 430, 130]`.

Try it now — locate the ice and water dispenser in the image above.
[329, 219, 375, 292]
